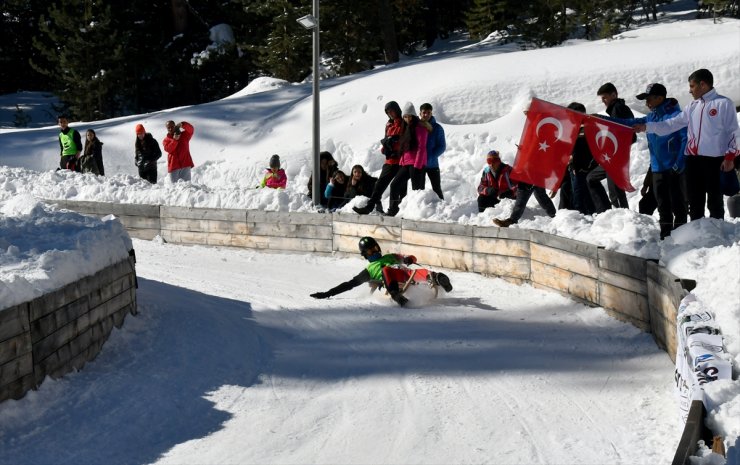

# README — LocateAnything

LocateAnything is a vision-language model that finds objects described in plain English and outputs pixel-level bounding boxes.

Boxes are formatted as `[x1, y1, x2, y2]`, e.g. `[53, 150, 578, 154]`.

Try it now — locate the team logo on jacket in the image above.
[709, 108, 718, 117]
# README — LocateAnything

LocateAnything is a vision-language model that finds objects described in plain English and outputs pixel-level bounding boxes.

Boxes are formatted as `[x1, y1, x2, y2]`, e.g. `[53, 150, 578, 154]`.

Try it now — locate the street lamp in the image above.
[297, 4, 321, 207]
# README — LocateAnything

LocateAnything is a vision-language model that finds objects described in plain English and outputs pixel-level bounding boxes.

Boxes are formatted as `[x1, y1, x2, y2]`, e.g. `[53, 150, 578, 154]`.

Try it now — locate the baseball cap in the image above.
[636, 83, 667, 100]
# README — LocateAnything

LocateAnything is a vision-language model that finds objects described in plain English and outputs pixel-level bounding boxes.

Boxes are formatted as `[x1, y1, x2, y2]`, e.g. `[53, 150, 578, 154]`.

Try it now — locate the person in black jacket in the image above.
[81, 129, 103, 175]
[587, 83, 634, 212]
[346, 164, 377, 200]
[308, 151, 339, 206]
[134, 123, 162, 184]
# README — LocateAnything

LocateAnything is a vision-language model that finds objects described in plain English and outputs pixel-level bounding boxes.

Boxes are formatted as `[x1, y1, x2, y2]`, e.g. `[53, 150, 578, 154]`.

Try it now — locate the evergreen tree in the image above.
[466, 0, 517, 41]
[321, 0, 384, 76]
[243, 1, 312, 82]
[0, 0, 50, 93]
[31, 0, 125, 120]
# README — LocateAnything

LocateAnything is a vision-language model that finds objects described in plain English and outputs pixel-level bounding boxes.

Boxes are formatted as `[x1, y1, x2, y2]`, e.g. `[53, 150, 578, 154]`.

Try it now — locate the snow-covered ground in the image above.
[0, 238, 681, 464]
[1, 1, 739, 462]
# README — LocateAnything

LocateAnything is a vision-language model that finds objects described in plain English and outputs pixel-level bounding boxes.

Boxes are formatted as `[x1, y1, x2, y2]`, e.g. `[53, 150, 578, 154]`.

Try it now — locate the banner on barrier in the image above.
[674, 294, 732, 423]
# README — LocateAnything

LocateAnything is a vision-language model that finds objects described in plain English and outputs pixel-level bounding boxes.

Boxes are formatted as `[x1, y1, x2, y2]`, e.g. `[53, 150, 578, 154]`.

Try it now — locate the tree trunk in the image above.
[376, 0, 399, 63]
[171, 0, 188, 33]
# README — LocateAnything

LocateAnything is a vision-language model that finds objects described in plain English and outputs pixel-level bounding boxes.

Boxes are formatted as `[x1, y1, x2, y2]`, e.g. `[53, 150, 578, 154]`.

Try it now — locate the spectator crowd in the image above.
[54, 68, 740, 234]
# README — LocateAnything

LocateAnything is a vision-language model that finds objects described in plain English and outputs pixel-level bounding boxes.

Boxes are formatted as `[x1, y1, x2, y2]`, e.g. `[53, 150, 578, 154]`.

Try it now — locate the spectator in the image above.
[634, 69, 739, 220]
[493, 179, 557, 227]
[419, 102, 446, 199]
[354, 101, 404, 215]
[727, 158, 740, 218]
[386, 102, 428, 216]
[638, 169, 658, 216]
[345, 164, 377, 201]
[57, 115, 82, 171]
[612, 83, 688, 239]
[476, 150, 517, 212]
[308, 151, 338, 206]
[587, 83, 633, 212]
[309, 236, 452, 307]
[163, 120, 195, 183]
[324, 170, 349, 209]
[260, 154, 287, 189]
[566, 102, 597, 215]
[134, 123, 162, 184]
[80, 129, 102, 175]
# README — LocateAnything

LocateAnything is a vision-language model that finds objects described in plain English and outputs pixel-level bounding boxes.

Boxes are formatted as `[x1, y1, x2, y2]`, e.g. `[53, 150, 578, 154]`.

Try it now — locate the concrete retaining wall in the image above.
[0, 254, 137, 402]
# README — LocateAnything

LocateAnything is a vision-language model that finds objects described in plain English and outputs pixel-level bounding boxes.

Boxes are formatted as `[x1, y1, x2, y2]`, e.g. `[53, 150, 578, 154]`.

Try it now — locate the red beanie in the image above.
[135, 123, 146, 134]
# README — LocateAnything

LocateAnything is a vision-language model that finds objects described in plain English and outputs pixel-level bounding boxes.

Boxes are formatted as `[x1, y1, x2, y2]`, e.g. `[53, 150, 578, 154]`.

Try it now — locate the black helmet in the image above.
[269, 154, 280, 169]
[358, 236, 380, 257]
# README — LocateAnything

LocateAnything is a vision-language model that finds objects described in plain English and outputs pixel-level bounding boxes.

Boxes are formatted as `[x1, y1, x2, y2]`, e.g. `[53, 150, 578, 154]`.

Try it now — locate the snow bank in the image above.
[0, 195, 133, 310]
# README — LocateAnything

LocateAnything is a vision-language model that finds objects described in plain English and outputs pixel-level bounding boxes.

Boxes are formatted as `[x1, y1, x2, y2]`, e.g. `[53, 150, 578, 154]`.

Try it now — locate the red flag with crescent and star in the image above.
[583, 117, 636, 192]
[511, 98, 584, 190]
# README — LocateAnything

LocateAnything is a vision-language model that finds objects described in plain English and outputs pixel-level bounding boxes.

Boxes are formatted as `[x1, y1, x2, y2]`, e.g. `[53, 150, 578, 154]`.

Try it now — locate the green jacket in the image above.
[59, 128, 80, 156]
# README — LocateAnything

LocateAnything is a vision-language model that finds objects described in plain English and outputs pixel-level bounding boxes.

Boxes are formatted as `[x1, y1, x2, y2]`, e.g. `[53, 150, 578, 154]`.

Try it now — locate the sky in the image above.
[0, 1, 739, 463]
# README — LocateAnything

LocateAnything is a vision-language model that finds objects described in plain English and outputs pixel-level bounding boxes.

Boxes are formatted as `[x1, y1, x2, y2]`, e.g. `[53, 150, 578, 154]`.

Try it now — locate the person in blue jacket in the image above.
[419, 103, 446, 199]
[612, 83, 688, 239]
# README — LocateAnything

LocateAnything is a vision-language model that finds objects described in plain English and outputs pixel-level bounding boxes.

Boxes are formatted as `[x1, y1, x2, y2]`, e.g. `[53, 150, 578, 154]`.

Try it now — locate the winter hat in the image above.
[135, 124, 146, 135]
[269, 154, 281, 169]
[486, 150, 500, 159]
[402, 102, 417, 118]
[636, 83, 667, 100]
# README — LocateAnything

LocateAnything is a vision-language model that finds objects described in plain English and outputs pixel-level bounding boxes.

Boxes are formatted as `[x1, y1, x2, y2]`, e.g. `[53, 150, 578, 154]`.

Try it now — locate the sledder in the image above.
[309, 236, 452, 306]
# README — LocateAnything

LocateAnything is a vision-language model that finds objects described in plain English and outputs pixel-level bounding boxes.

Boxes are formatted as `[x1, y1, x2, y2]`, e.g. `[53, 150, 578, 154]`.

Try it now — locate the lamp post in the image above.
[297, 2, 321, 207]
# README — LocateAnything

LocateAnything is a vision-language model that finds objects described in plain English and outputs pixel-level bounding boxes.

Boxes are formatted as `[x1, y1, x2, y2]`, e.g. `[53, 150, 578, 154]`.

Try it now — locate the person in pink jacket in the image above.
[260, 154, 287, 189]
[163, 120, 195, 183]
[386, 102, 428, 216]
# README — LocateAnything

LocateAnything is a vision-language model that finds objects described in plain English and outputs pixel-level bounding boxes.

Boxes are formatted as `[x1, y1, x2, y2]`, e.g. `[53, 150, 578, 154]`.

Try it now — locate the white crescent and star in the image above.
[595, 124, 619, 161]
[536, 117, 564, 140]
[534, 117, 566, 152]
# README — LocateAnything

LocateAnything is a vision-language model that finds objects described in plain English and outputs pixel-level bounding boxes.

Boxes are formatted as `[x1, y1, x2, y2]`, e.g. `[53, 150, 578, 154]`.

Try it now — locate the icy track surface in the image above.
[0, 238, 680, 465]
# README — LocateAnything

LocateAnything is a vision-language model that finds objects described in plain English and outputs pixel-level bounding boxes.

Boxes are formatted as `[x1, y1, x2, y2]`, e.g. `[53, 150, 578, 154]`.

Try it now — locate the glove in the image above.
[403, 255, 417, 265]
[485, 187, 495, 196]
[310, 292, 329, 299]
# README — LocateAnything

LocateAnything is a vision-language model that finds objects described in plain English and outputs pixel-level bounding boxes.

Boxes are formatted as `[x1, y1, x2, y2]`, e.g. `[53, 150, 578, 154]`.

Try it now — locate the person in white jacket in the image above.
[634, 69, 739, 220]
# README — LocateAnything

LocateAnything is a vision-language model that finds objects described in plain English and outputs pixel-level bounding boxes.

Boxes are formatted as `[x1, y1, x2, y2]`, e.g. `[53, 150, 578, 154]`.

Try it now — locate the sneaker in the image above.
[434, 272, 453, 293]
[390, 291, 409, 307]
[493, 218, 513, 228]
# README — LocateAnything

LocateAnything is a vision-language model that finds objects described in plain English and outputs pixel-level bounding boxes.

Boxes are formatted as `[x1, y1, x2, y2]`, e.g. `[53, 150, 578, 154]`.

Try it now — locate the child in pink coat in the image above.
[260, 154, 287, 189]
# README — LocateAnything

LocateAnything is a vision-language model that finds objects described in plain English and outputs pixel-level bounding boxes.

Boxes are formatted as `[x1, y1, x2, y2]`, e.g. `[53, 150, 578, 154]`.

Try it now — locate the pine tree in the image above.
[242, 1, 312, 82]
[321, 0, 384, 76]
[31, 0, 125, 120]
[0, 0, 50, 93]
[465, 0, 517, 41]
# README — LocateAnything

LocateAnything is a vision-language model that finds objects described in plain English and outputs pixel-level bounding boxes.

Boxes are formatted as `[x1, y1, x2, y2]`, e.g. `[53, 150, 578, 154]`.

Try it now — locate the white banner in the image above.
[673, 294, 732, 423]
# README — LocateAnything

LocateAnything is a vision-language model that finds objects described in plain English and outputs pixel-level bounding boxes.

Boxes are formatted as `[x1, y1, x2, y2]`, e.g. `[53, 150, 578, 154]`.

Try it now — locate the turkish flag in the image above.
[583, 117, 636, 192]
[511, 98, 584, 190]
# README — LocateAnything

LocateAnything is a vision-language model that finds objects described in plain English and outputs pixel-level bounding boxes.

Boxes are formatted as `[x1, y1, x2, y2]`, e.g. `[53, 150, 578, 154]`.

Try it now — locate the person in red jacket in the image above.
[476, 150, 517, 212]
[163, 120, 195, 183]
[354, 101, 405, 215]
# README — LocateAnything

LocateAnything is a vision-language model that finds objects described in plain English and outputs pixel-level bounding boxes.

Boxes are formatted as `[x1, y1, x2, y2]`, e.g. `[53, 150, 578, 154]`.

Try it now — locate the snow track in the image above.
[0, 239, 681, 464]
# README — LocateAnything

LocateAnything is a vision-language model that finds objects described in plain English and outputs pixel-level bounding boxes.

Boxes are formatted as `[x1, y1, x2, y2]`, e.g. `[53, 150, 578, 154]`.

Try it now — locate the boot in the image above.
[374, 202, 385, 214]
[432, 272, 453, 293]
[390, 291, 409, 307]
[353, 201, 374, 215]
[493, 218, 513, 228]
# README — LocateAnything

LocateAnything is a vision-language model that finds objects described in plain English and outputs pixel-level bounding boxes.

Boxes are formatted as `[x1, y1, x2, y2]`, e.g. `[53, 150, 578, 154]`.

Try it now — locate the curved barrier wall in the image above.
[0, 252, 137, 402]
[48, 199, 711, 462]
